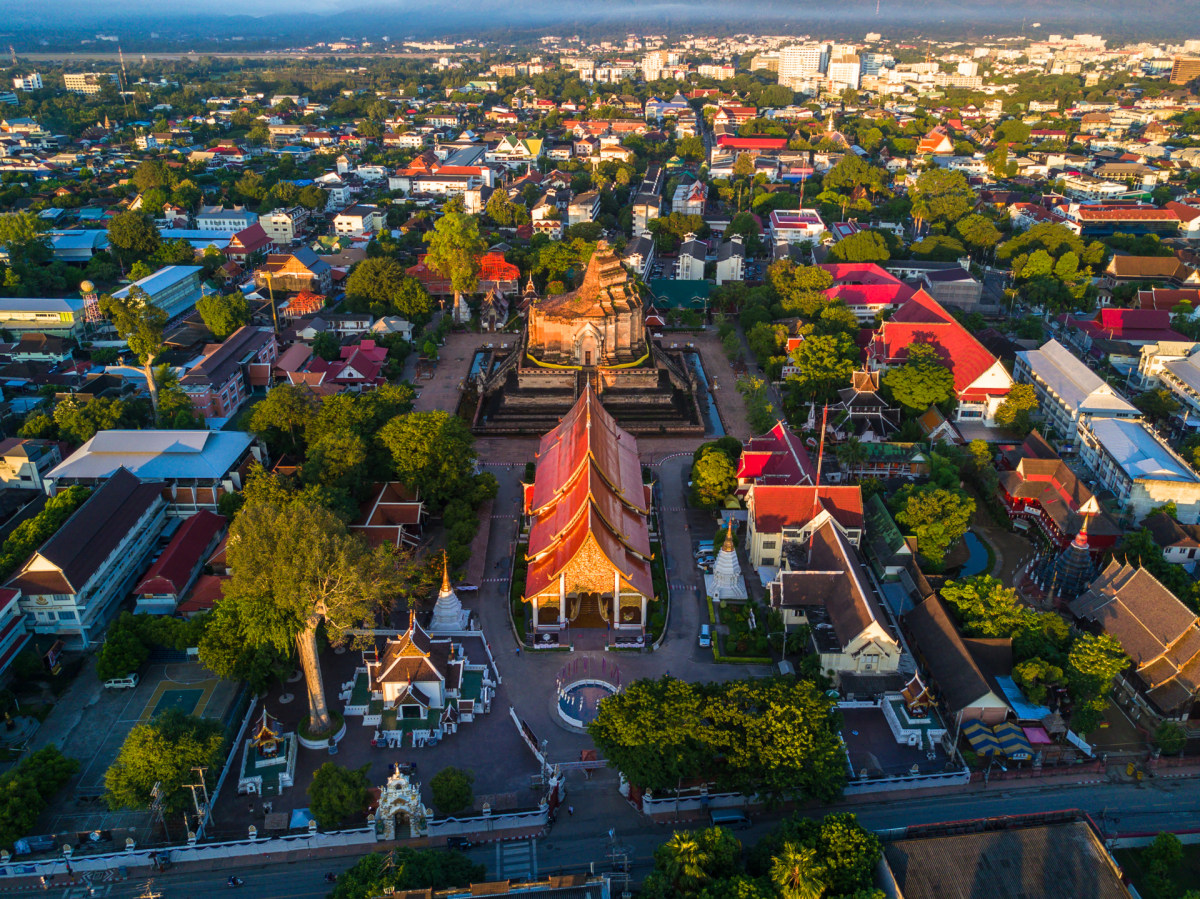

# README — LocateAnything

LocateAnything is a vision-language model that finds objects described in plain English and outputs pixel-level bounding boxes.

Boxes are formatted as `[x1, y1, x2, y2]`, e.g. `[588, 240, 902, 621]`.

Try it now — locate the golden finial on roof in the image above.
[441, 550, 451, 594]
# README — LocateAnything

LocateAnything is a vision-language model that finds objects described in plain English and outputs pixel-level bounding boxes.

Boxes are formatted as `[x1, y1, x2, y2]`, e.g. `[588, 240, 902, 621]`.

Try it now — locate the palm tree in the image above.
[658, 832, 710, 893]
[835, 437, 867, 473]
[771, 843, 826, 899]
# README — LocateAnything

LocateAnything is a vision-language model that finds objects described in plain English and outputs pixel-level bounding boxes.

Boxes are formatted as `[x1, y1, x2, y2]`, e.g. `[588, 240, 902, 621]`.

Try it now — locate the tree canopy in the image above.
[196, 291, 251, 341]
[891, 484, 975, 567]
[588, 676, 845, 803]
[105, 709, 224, 816]
[423, 212, 485, 297]
[882, 342, 956, 412]
[308, 762, 372, 829]
[330, 848, 484, 899]
[345, 257, 432, 321]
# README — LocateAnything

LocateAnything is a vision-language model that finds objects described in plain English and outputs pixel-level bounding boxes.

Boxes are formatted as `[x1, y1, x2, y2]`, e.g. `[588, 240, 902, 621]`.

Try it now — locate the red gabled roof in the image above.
[869, 290, 1001, 392]
[749, 484, 864, 534]
[736, 421, 817, 486]
[229, 223, 272, 254]
[819, 262, 900, 286]
[827, 282, 915, 309]
[524, 386, 653, 599]
[716, 135, 788, 150]
[135, 510, 226, 598]
[1064, 307, 1187, 343]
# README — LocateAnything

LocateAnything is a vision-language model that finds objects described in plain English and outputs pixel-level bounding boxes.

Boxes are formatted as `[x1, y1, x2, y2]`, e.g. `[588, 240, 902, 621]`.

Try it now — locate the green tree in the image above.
[308, 763, 371, 829]
[0, 486, 91, 579]
[994, 383, 1039, 434]
[910, 168, 974, 231]
[955, 215, 1002, 258]
[379, 411, 480, 511]
[827, 230, 890, 263]
[737, 377, 777, 435]
[196, 291, 251, 340]
[691, 448, 738, 509]
[770, 844, 825, 899]
[1066, 632, 1127, 709]
[197, 589, 293, 693]
[892, 485, 975, 567]
[52, 395, 129, 445]
[0, 747, 80, 851]
[98, 286, 168, 413]
[0, 211, 51, 269]
[1153, 721, 1187, 756]
[219, 495, 413, 735]
[423, 212, 485, 306]
[429, 766, 474, 815]
[105, 709, 224, 815]
[312, 330, 341, 362]
[910, 235, 967, 262]
[247, 384, 319, 456]
[1135, 388, 1181, 425]
[330, 848, 484, 899]
[107, 211, 160, 265]
[785, 334, 858, 402]
[882, 342, 956, 411]
[345, 258, 432, 321]
[133, 159, 173, 193]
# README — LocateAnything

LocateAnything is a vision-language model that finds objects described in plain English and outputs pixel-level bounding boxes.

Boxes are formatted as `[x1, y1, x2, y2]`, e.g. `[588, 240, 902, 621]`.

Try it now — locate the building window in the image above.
[762, 557, 775, 566]
[762, 540, 777, 549]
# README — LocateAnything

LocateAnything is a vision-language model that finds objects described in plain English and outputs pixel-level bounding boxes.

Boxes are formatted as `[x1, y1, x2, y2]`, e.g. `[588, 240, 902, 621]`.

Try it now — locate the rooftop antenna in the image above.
[809, 403, 828, 555]
[117, 46, 131, 118]
[8, 45, 16, 67]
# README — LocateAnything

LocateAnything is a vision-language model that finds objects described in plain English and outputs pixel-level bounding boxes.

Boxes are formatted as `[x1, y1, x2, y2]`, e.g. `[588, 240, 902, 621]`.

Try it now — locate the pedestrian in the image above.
[515, 646, 521, 656]
[568, 805, 574, 816]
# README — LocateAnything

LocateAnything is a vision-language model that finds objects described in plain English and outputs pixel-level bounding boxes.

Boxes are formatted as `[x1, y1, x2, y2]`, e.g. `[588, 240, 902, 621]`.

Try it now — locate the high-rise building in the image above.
[828, 55, 862, 91]
[11, 74, 42, 91]
[63, 72, 118, 95]
[1171, 56, 1200, 85]
[779, 43, 830, 80]
[957, 60, 980, 78]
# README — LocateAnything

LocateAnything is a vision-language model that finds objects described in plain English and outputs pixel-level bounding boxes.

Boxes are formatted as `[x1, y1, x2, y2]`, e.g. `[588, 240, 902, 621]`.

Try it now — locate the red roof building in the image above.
[736, 421, 818, 495]
[134, 510, 226, 614]
[917, 127, 954, 155]
[307, 340, 388, 390]
[224, 223, 275, 264]
[716, 135, 788, 151]
[406, 252, 519, 297]
[745, 483, 864, 568]
[867, 289, 1013, 423]
[819, 263, 917, 322]
[523, 386, 654, 640]
[351, 482, 426, 549]
[1060, 307, 1187, 354]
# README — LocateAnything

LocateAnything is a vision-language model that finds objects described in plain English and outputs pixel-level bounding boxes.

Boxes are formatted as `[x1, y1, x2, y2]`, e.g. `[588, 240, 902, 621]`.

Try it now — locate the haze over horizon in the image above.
[3, 0, 1196, 45]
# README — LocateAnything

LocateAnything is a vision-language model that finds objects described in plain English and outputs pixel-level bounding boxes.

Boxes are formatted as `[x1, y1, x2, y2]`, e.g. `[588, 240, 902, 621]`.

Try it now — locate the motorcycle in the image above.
[325, 873, 337, 883]
[227, 876, 245, 888]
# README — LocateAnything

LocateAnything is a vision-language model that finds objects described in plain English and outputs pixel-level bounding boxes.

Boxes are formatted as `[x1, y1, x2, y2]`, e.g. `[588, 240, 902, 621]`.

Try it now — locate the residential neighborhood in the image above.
[2, 14, 1200, 899]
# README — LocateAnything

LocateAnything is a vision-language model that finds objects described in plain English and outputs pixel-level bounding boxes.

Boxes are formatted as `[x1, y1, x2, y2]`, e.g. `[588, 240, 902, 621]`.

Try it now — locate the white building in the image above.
[676, 235, 706, 281]
[827, 55, 862, 90]
[1078, 417, 1200, 524]
[258, 207, 309, 245]
[1012, 339, 1140, 448]
[769, 209, 826, 244]
[672, 181, 707, 216]
[196, 206, 260, 232]
[8, 469, 166, 648]
[12, 74, 43, 91]
[716, 236, 745, 285]
[779, 43, 830, 80]
[332, 204, 386, 237]
[63, 72, 118, 94]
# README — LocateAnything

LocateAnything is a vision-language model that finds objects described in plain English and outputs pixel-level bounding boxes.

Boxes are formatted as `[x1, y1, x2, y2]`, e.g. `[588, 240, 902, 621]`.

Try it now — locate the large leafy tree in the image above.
[994, 383, 1039, 434]
[910, 168, 974, 232]
[220, 495, 413, 735]
[330, 848, 483, 899]
[826, 230, 891, 264]
[0, 748, 79, 851]
[429, 766, 474, 815]
[891, 484, 975, 567]
[345, 257, 432, 321]
[691, 447, 738, 509]
[0, 211, 52, 269]
[99, 286, 168, 413]
[105, 710, 224, 816]
[423, 211, 485, 305]
[196, 292, 251, 340]
[910, 234, 967, 262]
[308, 763, 371, 829]
[589, 677, 844, 803]
[785, 333, 859, 403]
[882, 342, 956, 412]
[379, 411, 480, 511]
[107, 211, 160, 266]
[955, 214, 1002, 258]
[247, 384, 320, 456]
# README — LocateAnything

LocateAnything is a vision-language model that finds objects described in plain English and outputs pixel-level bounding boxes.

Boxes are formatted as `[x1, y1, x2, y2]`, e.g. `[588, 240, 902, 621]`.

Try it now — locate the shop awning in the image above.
[994, 720, 1034, 761]
[962, 719, 1002, 756]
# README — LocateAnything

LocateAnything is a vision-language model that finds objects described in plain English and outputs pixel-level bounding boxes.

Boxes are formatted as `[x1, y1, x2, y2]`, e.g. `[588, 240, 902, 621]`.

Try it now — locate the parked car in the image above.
[104, 673, 139, 690]
[699, 624, 712, 648]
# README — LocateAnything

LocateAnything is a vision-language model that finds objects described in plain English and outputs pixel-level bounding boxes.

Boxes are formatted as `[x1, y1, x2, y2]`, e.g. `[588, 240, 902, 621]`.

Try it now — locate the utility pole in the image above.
[185, 766, 210, 832]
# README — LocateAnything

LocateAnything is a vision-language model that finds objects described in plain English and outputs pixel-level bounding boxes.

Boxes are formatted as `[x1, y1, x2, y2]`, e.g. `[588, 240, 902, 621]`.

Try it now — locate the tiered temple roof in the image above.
[524, 385, 653, 600]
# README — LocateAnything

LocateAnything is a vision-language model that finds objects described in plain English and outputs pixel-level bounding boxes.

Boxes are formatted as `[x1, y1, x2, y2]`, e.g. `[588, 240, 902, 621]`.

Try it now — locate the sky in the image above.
[4, 0, 1195, 42]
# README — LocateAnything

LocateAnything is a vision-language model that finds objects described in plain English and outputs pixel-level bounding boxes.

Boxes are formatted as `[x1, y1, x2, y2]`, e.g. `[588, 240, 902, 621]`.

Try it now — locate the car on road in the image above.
[104, 673, 139, 690]
[699, 624, 712, 647]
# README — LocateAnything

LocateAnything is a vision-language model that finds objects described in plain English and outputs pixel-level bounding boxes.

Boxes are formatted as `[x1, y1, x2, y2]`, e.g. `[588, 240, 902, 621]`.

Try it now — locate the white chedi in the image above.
[706, 525, 748, 601]
[428, 553, 465, 632]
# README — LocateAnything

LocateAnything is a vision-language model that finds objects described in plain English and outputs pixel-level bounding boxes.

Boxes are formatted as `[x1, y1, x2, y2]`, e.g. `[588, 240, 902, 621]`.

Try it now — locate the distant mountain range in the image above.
[3, 0, 1195, 48]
